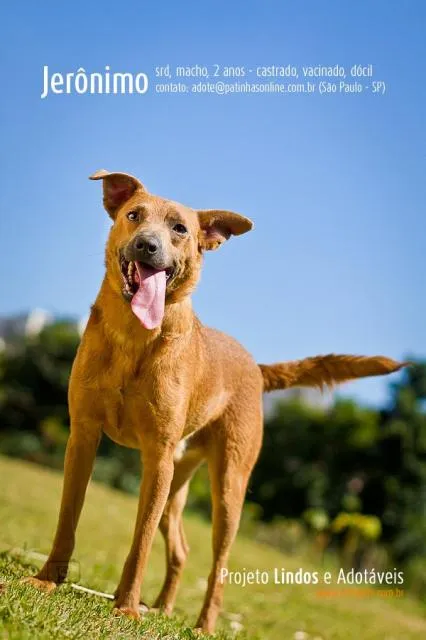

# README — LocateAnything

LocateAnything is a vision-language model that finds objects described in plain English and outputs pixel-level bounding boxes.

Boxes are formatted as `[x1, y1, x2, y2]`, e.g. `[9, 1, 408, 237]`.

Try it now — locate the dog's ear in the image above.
[89, 170, 146, 219]
[197, 210, 253, 251]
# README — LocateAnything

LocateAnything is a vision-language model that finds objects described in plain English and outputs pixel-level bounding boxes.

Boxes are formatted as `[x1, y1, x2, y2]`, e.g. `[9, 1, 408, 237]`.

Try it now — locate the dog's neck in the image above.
[94, 276, 194, 350]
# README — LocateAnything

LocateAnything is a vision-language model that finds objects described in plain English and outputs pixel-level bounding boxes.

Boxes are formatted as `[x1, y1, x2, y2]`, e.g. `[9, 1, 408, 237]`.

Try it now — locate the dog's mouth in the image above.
[120, 258, 175, 299]
[119, 256, 175, 331]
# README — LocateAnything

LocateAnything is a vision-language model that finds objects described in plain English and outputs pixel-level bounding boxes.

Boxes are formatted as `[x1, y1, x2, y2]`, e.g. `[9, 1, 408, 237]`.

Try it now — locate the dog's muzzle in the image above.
[119, 234, 175, 300]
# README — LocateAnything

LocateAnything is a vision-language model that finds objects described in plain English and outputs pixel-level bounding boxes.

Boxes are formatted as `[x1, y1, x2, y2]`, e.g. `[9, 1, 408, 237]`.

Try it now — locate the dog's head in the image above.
[90, 170, 253, 330]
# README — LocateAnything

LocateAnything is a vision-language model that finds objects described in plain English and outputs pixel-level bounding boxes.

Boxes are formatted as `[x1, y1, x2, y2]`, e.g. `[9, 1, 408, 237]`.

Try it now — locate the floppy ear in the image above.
[89, 170, 146, 219]
[197, 209, 254, 251]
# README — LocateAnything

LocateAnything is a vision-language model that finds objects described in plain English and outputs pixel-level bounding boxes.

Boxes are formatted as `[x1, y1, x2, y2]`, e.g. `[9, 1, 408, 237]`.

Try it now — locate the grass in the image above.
[0, 455, 426, 639]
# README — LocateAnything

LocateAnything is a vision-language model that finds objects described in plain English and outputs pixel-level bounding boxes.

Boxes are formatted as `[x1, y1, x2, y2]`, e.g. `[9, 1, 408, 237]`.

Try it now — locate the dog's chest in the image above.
[77, 330, 221, 447]
[97, 356, 184, 448]
[98, 384, 145, 448]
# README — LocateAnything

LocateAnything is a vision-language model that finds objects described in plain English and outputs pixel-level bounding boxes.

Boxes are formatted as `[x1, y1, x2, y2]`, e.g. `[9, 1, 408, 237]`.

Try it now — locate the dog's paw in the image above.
[139, 600, 150, 614]
[112, 606, 141, 620]
[194, 620, 215, 636]
[20, 576, 57, 593]
[151, 594, 174, 616]
[149, 605, 172, 617]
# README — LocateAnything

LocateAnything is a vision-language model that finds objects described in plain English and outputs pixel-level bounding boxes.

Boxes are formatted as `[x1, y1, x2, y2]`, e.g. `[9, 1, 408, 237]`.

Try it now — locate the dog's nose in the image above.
[134, 234, 160, 255]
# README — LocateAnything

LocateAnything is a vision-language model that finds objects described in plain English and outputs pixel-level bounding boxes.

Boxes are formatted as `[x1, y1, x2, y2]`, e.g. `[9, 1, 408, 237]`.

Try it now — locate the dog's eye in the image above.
[173, 223, 188, 235]
[127, 211, 139, 222]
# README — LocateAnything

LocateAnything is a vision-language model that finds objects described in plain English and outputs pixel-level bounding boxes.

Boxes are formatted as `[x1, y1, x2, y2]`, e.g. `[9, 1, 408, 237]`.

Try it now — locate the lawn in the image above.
[0, 455, 425, 639]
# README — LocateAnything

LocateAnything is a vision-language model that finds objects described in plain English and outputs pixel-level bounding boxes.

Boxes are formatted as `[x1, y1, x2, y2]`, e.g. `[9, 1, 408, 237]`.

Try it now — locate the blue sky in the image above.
[0, 1, 425, 405]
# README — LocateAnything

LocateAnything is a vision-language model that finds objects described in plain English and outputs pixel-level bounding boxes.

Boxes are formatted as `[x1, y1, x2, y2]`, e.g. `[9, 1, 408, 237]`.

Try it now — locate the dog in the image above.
[23, 170, 405, 633]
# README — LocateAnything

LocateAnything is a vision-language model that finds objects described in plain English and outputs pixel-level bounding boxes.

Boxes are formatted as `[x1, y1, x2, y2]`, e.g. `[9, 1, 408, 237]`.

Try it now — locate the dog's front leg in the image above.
[114, 438, 176, 618]
[23, 422, 101, 590]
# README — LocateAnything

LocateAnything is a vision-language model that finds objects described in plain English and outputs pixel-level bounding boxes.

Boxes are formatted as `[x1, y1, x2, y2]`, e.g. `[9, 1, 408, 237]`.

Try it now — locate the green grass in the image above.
[0, 455, 425, 640]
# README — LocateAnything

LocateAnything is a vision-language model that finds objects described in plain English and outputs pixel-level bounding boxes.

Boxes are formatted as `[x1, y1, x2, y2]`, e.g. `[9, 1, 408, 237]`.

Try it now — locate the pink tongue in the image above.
[131, 263, 166, 330]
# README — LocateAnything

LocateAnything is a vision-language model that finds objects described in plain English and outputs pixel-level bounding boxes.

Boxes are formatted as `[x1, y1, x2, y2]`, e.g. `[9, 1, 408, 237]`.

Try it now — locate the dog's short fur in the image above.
[23, 171, 404, 633]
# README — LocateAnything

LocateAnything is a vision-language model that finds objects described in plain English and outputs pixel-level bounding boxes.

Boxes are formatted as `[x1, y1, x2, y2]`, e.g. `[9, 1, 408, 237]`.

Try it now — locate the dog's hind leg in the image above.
[195, 404, 262, 634]
[153, 438, 206, 615]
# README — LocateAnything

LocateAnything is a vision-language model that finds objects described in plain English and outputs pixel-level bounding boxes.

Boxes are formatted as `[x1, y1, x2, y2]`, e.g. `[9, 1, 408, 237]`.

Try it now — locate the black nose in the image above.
[134, 234, 160, 255]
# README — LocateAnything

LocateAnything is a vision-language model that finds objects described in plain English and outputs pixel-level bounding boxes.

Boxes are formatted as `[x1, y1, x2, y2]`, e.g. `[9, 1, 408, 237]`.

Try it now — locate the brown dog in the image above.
[23, 170, 404, 633]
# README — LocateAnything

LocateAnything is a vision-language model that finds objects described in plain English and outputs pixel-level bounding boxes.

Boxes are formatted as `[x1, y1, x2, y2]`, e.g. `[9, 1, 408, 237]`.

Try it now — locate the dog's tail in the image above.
[259, 354, 407, 393]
